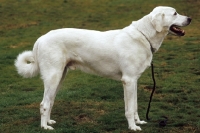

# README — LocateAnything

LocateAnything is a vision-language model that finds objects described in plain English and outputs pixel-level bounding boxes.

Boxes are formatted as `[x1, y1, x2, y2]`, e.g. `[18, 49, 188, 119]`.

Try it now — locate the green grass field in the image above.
[0, 0, 200, 132]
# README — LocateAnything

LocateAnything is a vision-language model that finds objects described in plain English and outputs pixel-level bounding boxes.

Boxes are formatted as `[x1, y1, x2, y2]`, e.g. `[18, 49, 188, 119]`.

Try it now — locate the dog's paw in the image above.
[136, 120, 147, 125]
[42, 125, 54, 130]
[48, 120, 56, 125]
[129, 125, 142, 131]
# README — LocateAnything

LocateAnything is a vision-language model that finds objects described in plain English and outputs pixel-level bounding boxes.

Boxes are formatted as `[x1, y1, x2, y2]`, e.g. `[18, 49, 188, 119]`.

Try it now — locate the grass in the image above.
[0, 0, 200, 132]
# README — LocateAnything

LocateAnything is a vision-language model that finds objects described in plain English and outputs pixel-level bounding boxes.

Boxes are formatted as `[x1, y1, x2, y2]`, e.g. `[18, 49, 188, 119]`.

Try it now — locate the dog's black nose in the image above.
[188, 17, 192, 23]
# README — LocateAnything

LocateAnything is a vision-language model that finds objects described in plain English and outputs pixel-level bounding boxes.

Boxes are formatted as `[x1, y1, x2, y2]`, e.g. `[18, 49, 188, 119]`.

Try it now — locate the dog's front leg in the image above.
[132, 78, 147, 125]
[122, 76, 143, 131]
[134, 112, 147, 125]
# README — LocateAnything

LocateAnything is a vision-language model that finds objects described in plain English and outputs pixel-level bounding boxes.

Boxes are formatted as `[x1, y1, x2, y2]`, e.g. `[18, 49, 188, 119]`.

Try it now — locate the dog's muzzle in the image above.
[169, 17, 192, 36]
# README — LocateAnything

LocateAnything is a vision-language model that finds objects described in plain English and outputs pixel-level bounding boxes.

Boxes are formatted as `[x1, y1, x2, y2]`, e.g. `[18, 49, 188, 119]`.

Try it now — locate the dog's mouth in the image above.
[169, 25, 185, 36]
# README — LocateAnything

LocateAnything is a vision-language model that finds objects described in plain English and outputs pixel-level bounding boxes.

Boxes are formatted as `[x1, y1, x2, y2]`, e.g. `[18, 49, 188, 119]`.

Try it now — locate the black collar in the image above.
[137, 30, 156, 53]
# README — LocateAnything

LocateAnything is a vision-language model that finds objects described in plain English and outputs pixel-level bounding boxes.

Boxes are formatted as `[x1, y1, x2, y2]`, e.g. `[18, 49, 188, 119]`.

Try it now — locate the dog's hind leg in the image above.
[47, 66, 68, 125]
[40, 66, 67, 130]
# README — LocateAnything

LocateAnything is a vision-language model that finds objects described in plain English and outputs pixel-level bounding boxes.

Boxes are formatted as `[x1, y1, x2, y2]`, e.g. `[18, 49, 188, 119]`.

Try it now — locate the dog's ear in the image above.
[151, 13, 164, 32]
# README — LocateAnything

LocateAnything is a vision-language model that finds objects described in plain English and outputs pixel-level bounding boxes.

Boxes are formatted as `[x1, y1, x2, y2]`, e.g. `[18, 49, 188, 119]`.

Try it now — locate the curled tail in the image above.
[15, 51, 39, 78]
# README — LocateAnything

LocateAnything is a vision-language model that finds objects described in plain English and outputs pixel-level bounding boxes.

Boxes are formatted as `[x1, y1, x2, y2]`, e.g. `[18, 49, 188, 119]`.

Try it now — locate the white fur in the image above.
[15, 6, 191, 131]
[15, 51, 39, 78]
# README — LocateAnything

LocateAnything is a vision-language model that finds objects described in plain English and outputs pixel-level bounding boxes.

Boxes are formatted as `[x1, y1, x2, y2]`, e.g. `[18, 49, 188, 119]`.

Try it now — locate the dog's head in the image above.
[150, 6, 192, 36]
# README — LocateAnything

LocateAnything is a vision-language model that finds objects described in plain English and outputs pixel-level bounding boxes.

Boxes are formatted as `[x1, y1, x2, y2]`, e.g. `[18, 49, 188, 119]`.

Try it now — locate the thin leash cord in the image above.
[146, 61, 156, 120]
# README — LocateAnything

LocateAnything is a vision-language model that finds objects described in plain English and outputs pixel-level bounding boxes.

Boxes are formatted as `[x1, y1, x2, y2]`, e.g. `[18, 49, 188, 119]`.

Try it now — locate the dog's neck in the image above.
[136, 28, 156, 53]
[132, 15, 169, 52]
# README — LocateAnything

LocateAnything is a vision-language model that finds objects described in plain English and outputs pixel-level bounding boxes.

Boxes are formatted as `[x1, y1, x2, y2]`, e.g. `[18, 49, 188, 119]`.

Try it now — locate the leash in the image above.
[146, 61, 168, 127]
[136, 27, 168, 126]
[146, 61, 156, 120]
[136, 28, 156, 120]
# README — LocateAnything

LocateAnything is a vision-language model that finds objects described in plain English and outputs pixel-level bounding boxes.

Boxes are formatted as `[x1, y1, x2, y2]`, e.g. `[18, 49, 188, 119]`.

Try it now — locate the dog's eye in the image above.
[174, 12, 177, 15]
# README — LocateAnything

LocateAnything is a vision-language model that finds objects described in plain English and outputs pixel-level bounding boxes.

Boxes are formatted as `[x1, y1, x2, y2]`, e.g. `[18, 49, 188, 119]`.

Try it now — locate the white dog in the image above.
[15, 6, 191, 131]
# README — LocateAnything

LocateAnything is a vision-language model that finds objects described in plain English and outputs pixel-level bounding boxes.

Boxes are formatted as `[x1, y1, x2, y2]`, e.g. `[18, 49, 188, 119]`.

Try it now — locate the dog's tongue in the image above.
[172, 26, 185, 35]
[169, 25, 185, 36]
